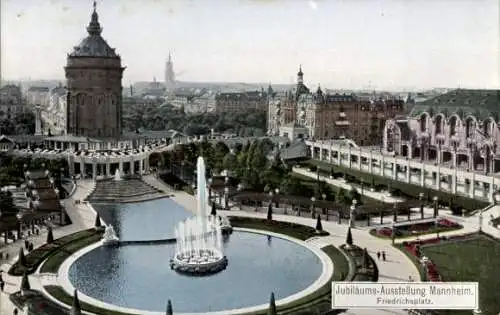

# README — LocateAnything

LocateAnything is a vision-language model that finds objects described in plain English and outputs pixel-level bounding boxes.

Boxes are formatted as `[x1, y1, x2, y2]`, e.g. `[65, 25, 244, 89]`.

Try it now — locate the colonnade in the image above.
[71, 153, 150, 180]
[307, 140, 499, 202]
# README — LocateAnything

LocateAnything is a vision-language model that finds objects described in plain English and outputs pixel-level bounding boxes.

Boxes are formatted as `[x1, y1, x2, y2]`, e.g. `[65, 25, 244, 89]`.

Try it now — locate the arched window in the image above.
[419, 113, 427, 132]
[483, 119, 492, 137]
[435, 115, 443, 134]
[465, 117, 475, 138]
[449, 116, 457, 136]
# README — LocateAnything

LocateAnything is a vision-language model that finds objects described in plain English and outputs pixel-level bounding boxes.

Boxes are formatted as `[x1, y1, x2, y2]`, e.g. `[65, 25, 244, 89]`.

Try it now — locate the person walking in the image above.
[13, 308, 18, 315]
[382, 251, 386, 261]
[0, 280, 5, 292]
[376, 251, 381, 260]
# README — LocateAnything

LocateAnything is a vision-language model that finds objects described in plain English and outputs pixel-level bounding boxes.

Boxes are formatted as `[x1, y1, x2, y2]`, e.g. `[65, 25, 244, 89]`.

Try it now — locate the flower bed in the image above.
[371, 218, 462, 239]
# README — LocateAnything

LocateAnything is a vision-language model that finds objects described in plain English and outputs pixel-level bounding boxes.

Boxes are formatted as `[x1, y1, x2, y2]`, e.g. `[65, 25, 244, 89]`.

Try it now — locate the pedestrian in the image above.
[14, 308, 18, 315]
[382, 251, 386, 261]
[0, 280, 4, 292]
[24, 240, 29, 249]
[376, 251, 381, 260]
[29, 243, 34, 252]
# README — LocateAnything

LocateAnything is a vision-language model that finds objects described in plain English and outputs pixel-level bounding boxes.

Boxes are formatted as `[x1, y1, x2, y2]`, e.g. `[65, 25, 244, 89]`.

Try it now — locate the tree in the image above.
[18, 247, 27, 267]
[362, 248, 370, 269]
[268, 292, 277, 315]
[346, 227, 353, 246]
[46, 227, 54, 244]
[211, 202, 217, 216]
[95, 214, 102, 228]
[71, 290, 82, 315]
[222, 152, 238, 171]
[21, 272, 30, 292]
[166, 299, 173, 315]
[316, 215, 323, 231]
[267, 203, 273, 221]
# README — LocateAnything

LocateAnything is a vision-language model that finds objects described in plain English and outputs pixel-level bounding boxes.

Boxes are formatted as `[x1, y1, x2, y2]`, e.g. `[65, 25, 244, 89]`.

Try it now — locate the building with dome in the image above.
[65, 1, 123, 139]
[267, 66, 406, 145]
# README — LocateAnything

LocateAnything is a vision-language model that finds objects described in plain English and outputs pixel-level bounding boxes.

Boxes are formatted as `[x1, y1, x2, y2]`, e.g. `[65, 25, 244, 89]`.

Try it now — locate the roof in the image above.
[409, 89, 500, 120]
[69, 4, 119, 58]
[0, 135, 14, 143]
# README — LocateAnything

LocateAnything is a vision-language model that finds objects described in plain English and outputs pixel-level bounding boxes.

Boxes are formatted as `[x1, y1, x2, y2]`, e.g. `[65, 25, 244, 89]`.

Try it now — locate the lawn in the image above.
[228, 216, 329, 240]
[8, 228, 102, 276]
[421, 235, 500, 315]
[39, 232, 104, 274]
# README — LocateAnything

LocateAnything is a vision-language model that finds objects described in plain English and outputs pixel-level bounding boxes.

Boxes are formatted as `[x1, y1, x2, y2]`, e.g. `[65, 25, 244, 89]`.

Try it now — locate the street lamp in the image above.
[419, 192, 425, 219]
[479, 211, 483, 232]
[350, 199, 357, 228]
[433, 196, 439, 218]
[311, 196, 316, 218]
[224, 186, 230, 210]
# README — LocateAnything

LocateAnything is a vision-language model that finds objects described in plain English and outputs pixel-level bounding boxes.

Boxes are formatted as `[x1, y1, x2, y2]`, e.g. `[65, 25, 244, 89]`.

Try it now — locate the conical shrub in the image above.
[21, 272, 30, 292]
[267, 204, 273, 221]
[362, 248, 370, 269]
[268, 292, 277, 315]
[46, 227, 54, 244]
[316, 215, 323, 231]
[346, 226, 353, 246]
[166, 299, 173, 315]
[95, 214, 102, 228]
[70, 290, 82, 315]
[18, 247, 27, 267]
[211, 202, 217, 217]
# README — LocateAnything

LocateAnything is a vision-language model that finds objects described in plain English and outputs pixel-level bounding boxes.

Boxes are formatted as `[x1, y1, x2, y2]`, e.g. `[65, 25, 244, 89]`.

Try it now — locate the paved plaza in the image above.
[1, 174, 498, 315]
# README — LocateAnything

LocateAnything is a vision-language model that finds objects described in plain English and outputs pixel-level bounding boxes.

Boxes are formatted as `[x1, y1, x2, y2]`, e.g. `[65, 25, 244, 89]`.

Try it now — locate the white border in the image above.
[44, 227, 334, 315]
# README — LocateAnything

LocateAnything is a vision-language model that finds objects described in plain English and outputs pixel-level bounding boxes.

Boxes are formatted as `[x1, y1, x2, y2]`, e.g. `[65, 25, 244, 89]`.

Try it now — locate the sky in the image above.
[1, 0, 499, 90]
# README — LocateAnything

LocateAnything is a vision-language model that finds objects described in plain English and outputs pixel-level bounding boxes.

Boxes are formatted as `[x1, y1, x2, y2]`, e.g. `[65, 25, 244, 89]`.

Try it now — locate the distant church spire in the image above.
[297, 64, 304, 84]
[87, 1, 102, 36]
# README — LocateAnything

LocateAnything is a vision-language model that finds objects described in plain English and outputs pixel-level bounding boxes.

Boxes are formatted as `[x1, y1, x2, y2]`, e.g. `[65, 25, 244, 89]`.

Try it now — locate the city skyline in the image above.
[1, 0, 499, 90]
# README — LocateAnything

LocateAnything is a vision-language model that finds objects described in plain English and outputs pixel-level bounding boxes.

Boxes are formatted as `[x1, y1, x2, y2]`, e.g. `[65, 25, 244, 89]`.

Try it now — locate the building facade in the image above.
[383, 89, 500, 175]
[42, 84, 67, 135]
[25, 86, 50, 107]
[65, 2, 124, 138]
[267, 66, 406, 146]
[214, 90, 268, 114]
[0, 85, 25, 120]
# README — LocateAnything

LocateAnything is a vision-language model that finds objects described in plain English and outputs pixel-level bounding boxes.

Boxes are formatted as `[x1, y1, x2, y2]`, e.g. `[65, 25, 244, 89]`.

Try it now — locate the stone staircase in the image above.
[86, 178, 165, 202]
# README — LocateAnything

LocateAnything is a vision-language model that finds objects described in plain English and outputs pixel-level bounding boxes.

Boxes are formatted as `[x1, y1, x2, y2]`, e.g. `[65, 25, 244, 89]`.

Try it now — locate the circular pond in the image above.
[66, 198, 324, 313]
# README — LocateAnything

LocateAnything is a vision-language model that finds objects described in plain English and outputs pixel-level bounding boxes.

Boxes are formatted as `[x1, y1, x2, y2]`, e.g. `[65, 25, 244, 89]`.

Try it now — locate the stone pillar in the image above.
[420, 165, 425, 187]
[406, 164, 410, 182]
[358, 149, 362, 169]
[80, 161, 84, 176]
[452, 170, 457, 194]
[319, 147, 323, 160]
[92, 163, 97, 179]
[34, 105, 42, 136]
[130, 160, 134, 174]
[469, 173, 475, 198]
[381, 156, 385, 176]
[139, 159, 144, 175]
[436, 167, 441, 190]
[119, 161, 123, 173]
[347, 146, 352, 168]
[337, 147, 341, 165]
[392, 162, 397, 180]
[310, 146, 314, 159]
[106, 163, 111, 177]
[369, 153, 373, 174]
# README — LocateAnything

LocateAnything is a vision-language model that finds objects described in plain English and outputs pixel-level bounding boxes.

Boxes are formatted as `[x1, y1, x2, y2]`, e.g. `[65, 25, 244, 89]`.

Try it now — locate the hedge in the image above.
[302, 159, 489, 211]
[8, 228, 103, 276]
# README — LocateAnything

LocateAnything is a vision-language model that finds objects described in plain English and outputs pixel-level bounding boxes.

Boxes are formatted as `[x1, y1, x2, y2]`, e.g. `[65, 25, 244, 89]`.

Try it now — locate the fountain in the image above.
[102, 225, 120, 246]
[114, 169, 122, 181]
[169, 157, 229, 275]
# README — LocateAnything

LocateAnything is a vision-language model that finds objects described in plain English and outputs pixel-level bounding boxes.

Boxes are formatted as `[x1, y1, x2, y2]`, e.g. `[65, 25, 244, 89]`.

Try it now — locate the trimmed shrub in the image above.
[346, 227, 353, 246]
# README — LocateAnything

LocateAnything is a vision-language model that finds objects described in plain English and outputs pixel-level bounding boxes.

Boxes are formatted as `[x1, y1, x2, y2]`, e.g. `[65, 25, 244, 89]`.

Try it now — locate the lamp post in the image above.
[393, 202, 398, 223]
[224, 186, 229, 210]
[433, 196, 439, 218]
[391, 221, 396, 245]
[16, 212, 23, 240]
[275, 188, 280, 208]
[322, 193, 327, 220]
[269, 191, 274, 209]
[479, 211, 483, 233]
[310, 196, 316, 218]
[208, 178, 213, 200]
[419, 192, 425, 219]
[350, 199, 357, 228]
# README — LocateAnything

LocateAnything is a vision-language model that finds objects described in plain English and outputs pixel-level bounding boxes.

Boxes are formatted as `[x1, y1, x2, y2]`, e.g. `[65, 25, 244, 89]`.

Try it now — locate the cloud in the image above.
[308, 0, 318, 10]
